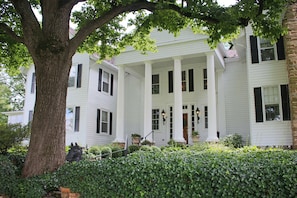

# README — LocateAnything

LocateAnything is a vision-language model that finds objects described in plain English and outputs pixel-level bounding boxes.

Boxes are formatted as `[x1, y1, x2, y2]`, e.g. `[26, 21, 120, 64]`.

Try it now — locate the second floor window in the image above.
[152, 74, 159, 94]
[260, 39, 275, 61]
[98, 68, 114, 95]
[68, 64, 82, 88]
[182, 71, 186, 91]
[250, 36, 285, 64]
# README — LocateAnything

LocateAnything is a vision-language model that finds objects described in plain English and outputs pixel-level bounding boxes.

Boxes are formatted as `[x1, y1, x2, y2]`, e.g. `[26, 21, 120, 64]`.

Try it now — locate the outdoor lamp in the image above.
[196, 107, 200, 124]
[161, 109, 166, 125]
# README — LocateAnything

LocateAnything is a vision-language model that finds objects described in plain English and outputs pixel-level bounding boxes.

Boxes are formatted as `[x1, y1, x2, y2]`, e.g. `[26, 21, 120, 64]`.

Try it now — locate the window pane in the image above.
[102, 71, 110, 93]
[103, 82, 109, 92]
[182, 71, 186, 91]
[260, 39, 275, 61]
[68, 67, 76, 87]
[101, 123, 108, 133]
[102, 111, 108, 121]
[66, 108, 74, 132]
[263, 86, 280, 121]
[152, 74, 159, 94]
[265, 104, 280, 121]
[152, 109, 159, 130]
[261, 49, 275, 61]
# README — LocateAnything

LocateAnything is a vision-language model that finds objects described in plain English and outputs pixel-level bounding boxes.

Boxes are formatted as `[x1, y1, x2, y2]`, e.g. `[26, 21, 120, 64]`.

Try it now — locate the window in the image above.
[101, 111, 108, 133]
[98, 69, 114, 95]
[263, 86, 280, 121]
[152, 109, 159, 130]
[68, 64, 82, 88]
[66, 107, 80, 132]
[250, 36, 285, 64]
[254, 85, 291, 122]
[203, 69, 207, 90]
[102, 71, 110, 93]
[31, 73, 36, 94]
[204, 106, 208, 128]
[182, 71, 186, 91]
[66, 108, 74, 132]
[260, 39, 275, 61]
[96, 109, 113, 134]
[152, 74, 159, 94]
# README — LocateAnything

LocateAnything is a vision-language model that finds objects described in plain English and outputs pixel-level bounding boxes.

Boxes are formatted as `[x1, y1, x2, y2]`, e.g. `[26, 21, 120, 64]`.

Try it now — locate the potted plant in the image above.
[192, 131, 199, 143]
[131, 133, 141, 145]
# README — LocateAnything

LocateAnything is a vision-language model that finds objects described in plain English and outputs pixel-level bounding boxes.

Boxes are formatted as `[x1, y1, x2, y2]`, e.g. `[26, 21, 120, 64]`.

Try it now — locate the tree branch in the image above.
[10, 0, 42, 46]
[0, 23, 24, 43]
[69, 1, 158, 54]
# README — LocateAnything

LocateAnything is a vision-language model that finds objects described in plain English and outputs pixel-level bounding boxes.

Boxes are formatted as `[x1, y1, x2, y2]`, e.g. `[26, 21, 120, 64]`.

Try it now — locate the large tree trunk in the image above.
[283, 2, 297, 149]
[22, 52, 72, 177]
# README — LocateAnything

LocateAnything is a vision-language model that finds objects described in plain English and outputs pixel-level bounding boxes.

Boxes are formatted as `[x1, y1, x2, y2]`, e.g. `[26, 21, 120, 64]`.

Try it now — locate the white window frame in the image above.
[262, 86, 281, 121]
[102, 71, 110, 93]
[258, 38, 277, 62]
[100, 110, 109, 134]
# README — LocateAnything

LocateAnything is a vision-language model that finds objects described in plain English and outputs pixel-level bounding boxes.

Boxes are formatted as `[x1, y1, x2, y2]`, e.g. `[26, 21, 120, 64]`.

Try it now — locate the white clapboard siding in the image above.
[245, 25, 292, 146]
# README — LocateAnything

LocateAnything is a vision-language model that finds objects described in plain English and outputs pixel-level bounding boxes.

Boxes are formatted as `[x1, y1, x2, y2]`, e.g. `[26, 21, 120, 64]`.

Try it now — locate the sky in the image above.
[217, 0, 237, 7]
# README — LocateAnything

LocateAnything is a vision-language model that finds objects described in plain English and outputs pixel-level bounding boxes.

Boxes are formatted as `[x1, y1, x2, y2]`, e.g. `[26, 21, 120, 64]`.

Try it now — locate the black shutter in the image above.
[98, 68, 102, 92]
[281, 84, 291, 120]
[74, 106, 80, 131]
[76, 64, 82, 88]
[254, 87, 263, 122]
[110, 74, 114, 96]
[96, 109, 100, 133]
[250, 36, 259, 64]
[109, 112, 113, 135]
[189, 69, 194, 92]
[277, 36, 286, 60]
[168, 71, 173, 93]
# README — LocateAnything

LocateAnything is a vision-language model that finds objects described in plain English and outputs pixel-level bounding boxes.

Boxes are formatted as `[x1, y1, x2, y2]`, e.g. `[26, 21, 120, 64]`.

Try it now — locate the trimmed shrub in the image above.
[222, 133, 243, 148]
[128, 144, 140, 153]
[100, 146, 112, 159]
[2, 147, 297, 198]
[110, 144, 124, 158]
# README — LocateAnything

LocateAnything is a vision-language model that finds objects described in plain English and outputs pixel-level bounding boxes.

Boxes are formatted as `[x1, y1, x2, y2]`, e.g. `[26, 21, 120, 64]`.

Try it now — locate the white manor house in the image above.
[4, 25, 293, 148]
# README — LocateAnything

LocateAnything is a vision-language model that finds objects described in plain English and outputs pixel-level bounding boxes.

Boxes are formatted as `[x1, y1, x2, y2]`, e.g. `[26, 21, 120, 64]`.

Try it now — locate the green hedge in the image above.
[1, 147, 297, 197]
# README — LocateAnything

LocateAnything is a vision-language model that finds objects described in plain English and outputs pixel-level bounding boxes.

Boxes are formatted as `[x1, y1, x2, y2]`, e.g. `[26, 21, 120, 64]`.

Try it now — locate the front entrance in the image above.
[183, 113, 188, 144]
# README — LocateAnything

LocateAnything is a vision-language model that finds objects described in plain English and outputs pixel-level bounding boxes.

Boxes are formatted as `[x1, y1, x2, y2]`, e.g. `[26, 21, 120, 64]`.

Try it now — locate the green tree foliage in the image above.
[0, 0, 288, 177]
[0, 123, 30, 154]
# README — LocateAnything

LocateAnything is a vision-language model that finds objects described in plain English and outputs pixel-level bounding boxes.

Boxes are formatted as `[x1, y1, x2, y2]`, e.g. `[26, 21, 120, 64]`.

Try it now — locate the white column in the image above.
[143, 62, 153, 142]
[173, 57, 186, 143]
[206, 52, 219, 142]
[114, 65, 125, 143]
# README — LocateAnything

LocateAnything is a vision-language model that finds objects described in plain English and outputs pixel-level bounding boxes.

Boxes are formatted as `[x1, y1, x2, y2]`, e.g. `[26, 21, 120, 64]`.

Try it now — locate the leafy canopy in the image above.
[0, 0, 288, 70]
